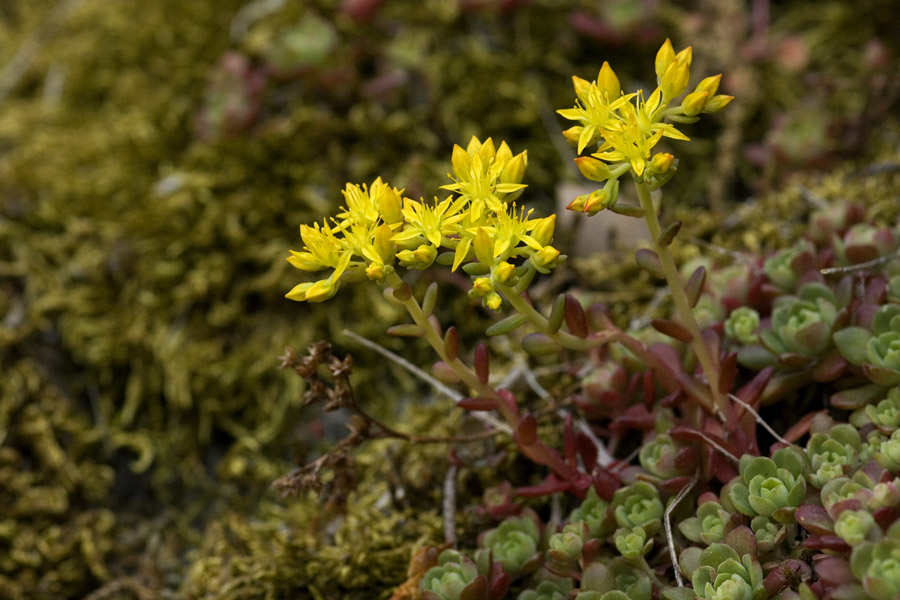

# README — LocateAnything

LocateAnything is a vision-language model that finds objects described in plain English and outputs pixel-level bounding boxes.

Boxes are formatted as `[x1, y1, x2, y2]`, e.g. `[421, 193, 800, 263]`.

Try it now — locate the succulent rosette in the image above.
[612, 481, 664, 536]
[722, 447, 808, 523]
[851, 521, 900, 600]
[547, 523, 585, 568]
[874, 430, 900, 473]
[516, 572, 573, 600]
[759, 283, 838, 360]
[421, 549, 487, 600]
[805, 424, 862, 488]
[834, 304, 900, 386]
[725, 307, 761, 346]
[480, 513, 543, 577]
[834, 509, 876, 546]
[689, 543, 766, 600]
[865, 387, 900, 431]
[576, 559, 652, 600]
[762, 240, 815, 292]
[568, 487, 614, 538]
[679, 500, 735, 546]
[614, 526, 652, 561]
[639, 434, 682, 480]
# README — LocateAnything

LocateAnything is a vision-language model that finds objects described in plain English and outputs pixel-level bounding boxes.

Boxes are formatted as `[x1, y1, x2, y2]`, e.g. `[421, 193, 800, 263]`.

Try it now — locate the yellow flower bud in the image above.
[681, 90, 709, 117]
[451, 144, 472, 179]
[649, 153, 675, 175]
[287, 250, 323, 271]
[285, 281, 314, 301]
[493, 261, 516, 284]
[661, 61, 691, 101]
[485, 292, 502, 311]
[473, 227, 494, 264]
[477, 137, 496, 162]
[473, 277, 493, 296]
[373, 223, 395, 263]
[655, 39, 675, 82]
[694, 74, 721, 97]
[582, 189, 610, 216]
[379, 186, 404, 225]
[574, 156, 612, 182]
[566, 194, 588, 212]
[495, 141, 513, 164]
[674, 46, 693, 68]
[597, 61, 620, 99]
[572, 75, 592, 104]
[500, 151, 528, 186]
[562, 126, 582, 145]
[704, 94, 734, 113]
[533, 245, 560, 270]
[304, 279, 338, 302]
[530, 214, 556, 247]
[365, 262, 385, 281]
[414, 244, 437, 266]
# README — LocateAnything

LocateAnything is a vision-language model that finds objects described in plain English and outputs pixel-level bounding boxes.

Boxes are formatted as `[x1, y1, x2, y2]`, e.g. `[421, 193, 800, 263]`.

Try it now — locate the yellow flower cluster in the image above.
[286, 137, 559, 308]
[558, 39, 733, 215]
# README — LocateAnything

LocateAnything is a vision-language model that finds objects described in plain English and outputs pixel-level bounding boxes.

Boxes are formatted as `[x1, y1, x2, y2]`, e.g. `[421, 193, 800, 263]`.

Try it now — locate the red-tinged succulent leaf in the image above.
[651, 318, 694, 342]
[814, 556, 855, 587]
[592, 469, 619, 501]
[763, 565, 790, 597]
[863, 363, 900, 386]
[661, 390, 684, 407]
[674, 446, 696, 472]
[635, 248, 664, 278]
[581, 538, 603, 566]
[459, 574, 489, 600]
[443, 326, 460, 361]
[686, 265, 707, 308]
[845, 244, 879, 265]
[659, 476, 694, 494]
[872, 506, 900, 531]
[803, 535, 851, 553]
[515, 475, 571, 497]
[474, 342, 489, 384]
[497, 389, 518, 417]
[577, 431, 598, 473]
[564, 294, 588, 338]
[790, 250, 816, 276]
[782, 410, 827, 443]
[432, 360, 461, 383]
[642, 369, 655, 407]
[517, 413, 538, 446]
[719, 351, 738, 395]
[488, 568, 509, 600]
[657, 220, 682, 247]
[735, 367, 775, 410]
[779, 352, 815, 368]
[811, 349, 848, 382]
[724, 525, 758, 557]
[830, 383, 887, 410]
[458, 397, 498, 411]
[797, 504, 835, 536]
[864, 276, 888, 305]
[676, 372, 713, 409]
[611, 405, 655, 432]
[428, 314, 442, 338]
[587, 302, 613, 331]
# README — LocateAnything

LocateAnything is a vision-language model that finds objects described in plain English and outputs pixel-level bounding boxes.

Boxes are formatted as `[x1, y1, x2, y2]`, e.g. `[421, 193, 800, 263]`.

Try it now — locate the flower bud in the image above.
[562, 126, 582, 144]
[582, 189, 610, 215]
[285, 281, 314, 301]
[495, 140, 513, 164]
[704, 94, 734, 113]
[648, 153, 675, 175]
[532, 246, 560, 271]
[303, 279, 338, 302]
[473, 227, 495, 264]
[472, 277, 493, 296]
[397, 244, 437, 269]
[694, 74, 722, 97]
[597, 61, 620, 98]
[365, 262, 385, 281]
[681, 90, 709, 117]
[572, 75, 591, 104]
[372, 223, 395, 262]
[379, 186, 404, 225]
[566, 194, 588, 213]
[451, 143, 472, 178]
[493, 261, 516, 284]
[655, 39, 675, 80]
[500, 151, 528, 185]
[530, 214, 556, 247]
[661, 62, 691, 101]
[485, 292, 502, 311]
[574, 156, 612, 182]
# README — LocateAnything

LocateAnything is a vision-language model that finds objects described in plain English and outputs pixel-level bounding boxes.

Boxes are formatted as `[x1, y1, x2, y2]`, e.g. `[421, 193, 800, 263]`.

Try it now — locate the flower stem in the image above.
[386, 273, 519, 428]
[634, 180, 729, 420]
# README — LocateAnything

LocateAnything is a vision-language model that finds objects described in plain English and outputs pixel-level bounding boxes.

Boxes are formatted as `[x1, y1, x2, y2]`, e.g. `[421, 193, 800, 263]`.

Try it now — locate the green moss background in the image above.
[0, 0, 898, 598]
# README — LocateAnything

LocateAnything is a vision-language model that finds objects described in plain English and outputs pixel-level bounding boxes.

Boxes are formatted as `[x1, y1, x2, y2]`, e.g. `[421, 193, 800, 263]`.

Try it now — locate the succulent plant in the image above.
[833, 509, 876, 546]
[679, 500, 735, 546]
[763, 240, 815, 292]
[834, 304, 900, 386]
[850, 521, 900, 600]
[420, 549, 486, 600]
[865, 387, 900, 431]
[759, 283, 838, 360]
[576, 559, 652, 600]
[612, 481, 664, 536]
[614, 526, 652, 561]
[480, 513, 543, 577]
[805, 423, 862, 488]
[722, 447, 808, 523]
[516, 571, 573, 600]
[749, 516, 791, 553]
[725, 307, 761, 345]
[547, 522, 585, 568]
[689, 543, 766, 600]
[874, 430, 900, 474]
[639, 434, 682, 480]
[835, 223, 898, 266]
[568, 486, 614, 538]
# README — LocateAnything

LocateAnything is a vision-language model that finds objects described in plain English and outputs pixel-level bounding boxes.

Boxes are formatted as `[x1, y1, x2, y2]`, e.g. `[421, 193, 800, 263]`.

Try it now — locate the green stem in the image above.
[634, 180, 729, 419]
[386, 273, 519, 428]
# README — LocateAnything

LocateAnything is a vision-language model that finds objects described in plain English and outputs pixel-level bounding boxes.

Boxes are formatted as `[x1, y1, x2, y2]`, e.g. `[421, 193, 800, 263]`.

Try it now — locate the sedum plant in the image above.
[279, 34, 900, 600]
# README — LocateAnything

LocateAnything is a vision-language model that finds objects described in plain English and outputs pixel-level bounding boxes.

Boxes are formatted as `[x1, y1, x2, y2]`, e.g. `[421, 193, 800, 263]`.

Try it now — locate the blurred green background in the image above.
[0, 0, 898, 598]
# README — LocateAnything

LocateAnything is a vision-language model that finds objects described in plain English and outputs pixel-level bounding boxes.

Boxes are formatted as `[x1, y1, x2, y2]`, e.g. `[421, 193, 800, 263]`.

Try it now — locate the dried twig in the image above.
[442, 465, 458, 545]
[728, 393, 790, 446]
[664, 479, 696, 587]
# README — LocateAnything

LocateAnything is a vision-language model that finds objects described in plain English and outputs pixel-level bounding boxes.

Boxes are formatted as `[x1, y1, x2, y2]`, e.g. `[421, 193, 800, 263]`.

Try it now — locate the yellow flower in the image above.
[392, 196, 465, 248]
[287, 221, 345, 272]
[336, 178, 404, 228]
[441, 136, 528, 220]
